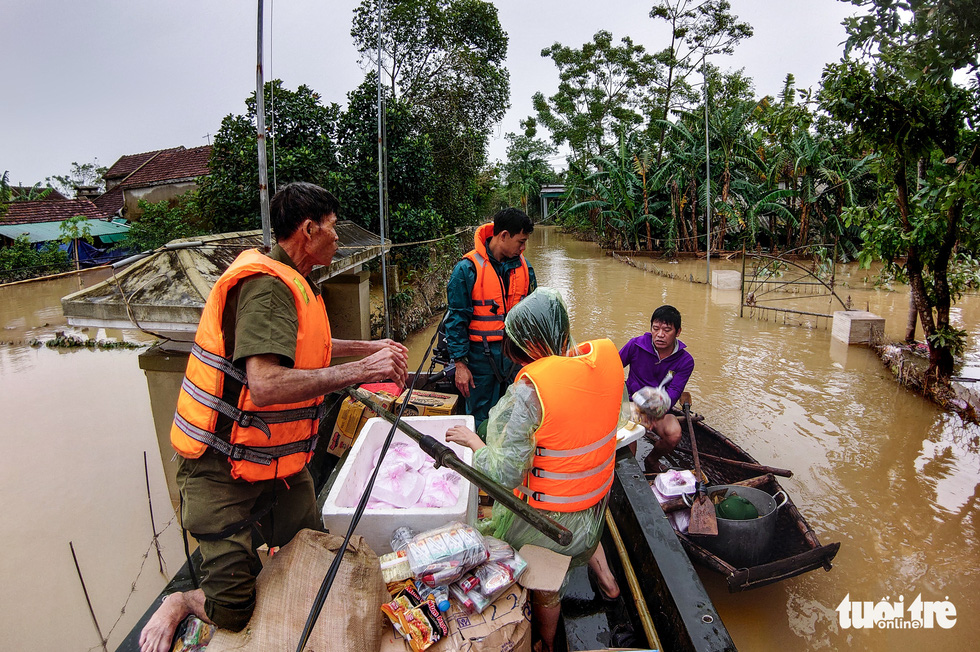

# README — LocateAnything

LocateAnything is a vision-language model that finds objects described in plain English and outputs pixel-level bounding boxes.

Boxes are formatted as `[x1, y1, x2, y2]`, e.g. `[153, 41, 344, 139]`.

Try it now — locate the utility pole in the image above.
[377, 0, 391, 339]
[703, 55, 711, 284]
[256, 0, 271, 252]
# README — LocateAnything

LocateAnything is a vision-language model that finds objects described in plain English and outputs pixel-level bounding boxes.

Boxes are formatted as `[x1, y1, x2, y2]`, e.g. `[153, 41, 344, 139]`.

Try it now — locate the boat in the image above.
[115, 377, 738, 651]
[633, 407, 841, 593]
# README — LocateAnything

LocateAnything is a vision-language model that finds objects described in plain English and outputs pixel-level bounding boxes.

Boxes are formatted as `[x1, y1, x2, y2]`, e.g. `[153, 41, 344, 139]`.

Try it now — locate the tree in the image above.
[533, 30, 660, 166]
[46, 160, 107, 198]
[501, 132, 557, 215]
[197, 81, 341, 234]
[820, 2, 980, 383]
[59, 215, 94, 271]
[123, 193, 208, 252]
[351, 0, 509, 226]
[337, 74, 439, 243]
[648, 0, 753, 161]
[0, 235, 70, 283]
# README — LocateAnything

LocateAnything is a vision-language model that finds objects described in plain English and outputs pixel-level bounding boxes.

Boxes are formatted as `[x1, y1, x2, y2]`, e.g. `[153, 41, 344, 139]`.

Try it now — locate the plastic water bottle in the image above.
[390, 526, 416, 553]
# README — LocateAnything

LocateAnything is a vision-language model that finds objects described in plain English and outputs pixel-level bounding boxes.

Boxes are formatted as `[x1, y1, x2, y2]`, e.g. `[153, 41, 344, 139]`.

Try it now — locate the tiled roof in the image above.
[0, 199, 107, 225]
[9, 187, 68, 201]
[103, 149, 171, 180]
[119, 145, 212, 188]
[93, 185, 124, 216]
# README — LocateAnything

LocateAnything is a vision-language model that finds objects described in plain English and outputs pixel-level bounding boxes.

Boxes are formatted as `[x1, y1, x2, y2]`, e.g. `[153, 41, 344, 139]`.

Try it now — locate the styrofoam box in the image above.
[321, 415, 477, 555]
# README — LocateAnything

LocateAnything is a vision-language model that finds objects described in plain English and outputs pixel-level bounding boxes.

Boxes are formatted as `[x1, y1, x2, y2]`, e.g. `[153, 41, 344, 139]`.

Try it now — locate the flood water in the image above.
[2, 227, 979, 650]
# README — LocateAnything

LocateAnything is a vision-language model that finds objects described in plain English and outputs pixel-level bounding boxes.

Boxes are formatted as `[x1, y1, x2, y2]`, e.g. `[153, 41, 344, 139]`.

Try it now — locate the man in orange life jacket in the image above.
[139, 182, 408, 652]
[445, 208, 536, 432]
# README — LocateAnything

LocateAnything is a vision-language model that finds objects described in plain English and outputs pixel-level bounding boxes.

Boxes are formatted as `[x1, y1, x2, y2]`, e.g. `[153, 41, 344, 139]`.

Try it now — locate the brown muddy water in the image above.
[2, 227, 978, 650]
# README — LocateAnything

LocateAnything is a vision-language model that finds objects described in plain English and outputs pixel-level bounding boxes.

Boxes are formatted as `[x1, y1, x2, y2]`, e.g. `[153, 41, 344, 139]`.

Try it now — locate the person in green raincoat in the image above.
[445, 287, 624, 652]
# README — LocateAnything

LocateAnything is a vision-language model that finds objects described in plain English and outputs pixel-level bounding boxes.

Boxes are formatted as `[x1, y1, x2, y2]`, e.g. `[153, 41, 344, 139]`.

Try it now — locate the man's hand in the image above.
[454, 361, 475, 398]
[445, 424, 485, 451]
[361, 339, 409, 389]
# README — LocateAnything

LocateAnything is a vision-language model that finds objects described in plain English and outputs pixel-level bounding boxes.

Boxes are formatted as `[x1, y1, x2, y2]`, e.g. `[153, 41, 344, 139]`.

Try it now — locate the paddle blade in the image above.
[689, 495, 718, 536]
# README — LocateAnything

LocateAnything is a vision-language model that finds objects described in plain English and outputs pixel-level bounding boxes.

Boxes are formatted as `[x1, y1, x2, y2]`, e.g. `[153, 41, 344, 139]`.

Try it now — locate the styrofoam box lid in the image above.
[321, 415, 477, 554]
[654, 469, 697, 496]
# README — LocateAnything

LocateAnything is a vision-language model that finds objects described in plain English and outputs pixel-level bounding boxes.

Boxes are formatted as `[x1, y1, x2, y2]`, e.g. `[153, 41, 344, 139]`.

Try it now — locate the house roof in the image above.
[93, 185, 124, 216]
[103, 149, 171, 180]
[1, 199, 106, 225]
[9, 186, 68, 201]
[61, 223, 388, 340]
[103, 145, 212, 190]
[0, 218, 129, 244]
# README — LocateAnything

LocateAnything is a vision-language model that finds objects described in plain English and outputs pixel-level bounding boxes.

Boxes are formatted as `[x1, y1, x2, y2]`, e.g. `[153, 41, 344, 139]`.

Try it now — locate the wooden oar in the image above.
[691, 451, 793, 478]
[682, 392, 717, 536]
[348, 387, 573, 546]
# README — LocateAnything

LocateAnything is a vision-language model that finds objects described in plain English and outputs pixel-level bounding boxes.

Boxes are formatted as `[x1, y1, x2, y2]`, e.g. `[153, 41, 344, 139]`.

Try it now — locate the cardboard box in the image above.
[394, 389, 459, 417]
[380, 584, 531, 652]
[326, 384, 400, 457]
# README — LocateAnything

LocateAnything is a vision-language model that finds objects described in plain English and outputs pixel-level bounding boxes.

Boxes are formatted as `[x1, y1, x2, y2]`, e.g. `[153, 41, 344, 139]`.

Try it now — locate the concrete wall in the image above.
[123, 180, 199, 220]
[322, 270, 371, 341]
[139, 341, 192, 510]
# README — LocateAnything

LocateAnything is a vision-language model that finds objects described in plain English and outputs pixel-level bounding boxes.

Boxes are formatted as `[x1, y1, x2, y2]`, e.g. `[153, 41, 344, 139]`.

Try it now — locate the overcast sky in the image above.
[1, 0, 857, 189]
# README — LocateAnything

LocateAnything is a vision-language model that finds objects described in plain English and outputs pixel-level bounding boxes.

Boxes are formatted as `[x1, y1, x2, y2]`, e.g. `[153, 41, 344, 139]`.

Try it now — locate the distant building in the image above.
[8, 186, 68, 201]
[0, 199, 129, 263]
[96, 145, 212, 220]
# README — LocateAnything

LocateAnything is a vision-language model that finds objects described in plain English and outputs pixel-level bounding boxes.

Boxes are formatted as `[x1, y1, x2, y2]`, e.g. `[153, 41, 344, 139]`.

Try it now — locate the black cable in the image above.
[294, 311, 449, 652]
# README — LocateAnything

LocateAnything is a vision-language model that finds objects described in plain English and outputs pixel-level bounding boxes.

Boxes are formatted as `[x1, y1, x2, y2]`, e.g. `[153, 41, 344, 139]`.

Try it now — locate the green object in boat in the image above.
[716, 494, 759, 520]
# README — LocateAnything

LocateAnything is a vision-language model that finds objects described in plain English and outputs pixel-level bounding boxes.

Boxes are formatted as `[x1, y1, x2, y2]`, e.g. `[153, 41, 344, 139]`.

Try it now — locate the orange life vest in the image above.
[170, 249, 333, 482]
[514, 339, 624, 512]
[462, 222, 530, 343]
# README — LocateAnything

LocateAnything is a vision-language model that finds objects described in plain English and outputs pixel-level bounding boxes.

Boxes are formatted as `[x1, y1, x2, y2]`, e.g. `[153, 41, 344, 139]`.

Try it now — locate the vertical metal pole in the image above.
[377, 0, 391, 339]
[703, 56, 711, 284]
[256, 0, 272, 252]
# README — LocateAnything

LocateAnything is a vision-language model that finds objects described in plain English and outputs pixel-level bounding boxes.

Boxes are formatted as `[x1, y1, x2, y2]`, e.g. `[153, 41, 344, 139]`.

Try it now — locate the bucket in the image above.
[686, 485, 787, 568]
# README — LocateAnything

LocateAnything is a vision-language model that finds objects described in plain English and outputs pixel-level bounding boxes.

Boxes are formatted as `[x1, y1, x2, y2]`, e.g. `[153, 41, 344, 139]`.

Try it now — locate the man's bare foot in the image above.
[139, 591, 204, 652]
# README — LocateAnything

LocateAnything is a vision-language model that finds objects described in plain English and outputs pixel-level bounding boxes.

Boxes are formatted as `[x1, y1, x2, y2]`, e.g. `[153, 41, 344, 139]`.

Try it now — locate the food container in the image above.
[321, 415, 477, 554]
[654, 469, 697, 496]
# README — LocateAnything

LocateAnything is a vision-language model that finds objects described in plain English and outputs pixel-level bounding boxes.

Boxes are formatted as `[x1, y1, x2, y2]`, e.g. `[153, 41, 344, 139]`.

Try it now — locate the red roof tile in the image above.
[10, 187, 68, 201]
[1, 199, 107, 225]
[93, 185, 124, 216]
[103, 148, 172, 180]
[119, 145, 212, 188]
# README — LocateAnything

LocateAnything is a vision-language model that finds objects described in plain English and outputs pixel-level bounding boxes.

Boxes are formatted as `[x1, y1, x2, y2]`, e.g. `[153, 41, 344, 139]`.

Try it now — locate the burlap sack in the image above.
[208, 529, 388, 652]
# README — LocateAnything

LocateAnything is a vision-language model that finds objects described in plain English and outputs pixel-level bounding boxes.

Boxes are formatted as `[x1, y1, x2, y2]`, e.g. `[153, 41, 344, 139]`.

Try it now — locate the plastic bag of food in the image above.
[631, 371, 674, 422]
[406, 522, 489, 587]
[448, 549, 527, 614]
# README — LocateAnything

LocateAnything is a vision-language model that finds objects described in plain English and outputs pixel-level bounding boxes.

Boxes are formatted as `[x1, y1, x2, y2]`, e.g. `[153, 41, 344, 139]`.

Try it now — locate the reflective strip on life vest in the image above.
[518, 473, 614, 506]
[191, 343, 248, 386]
[173, 413, 319, 466]
[529, 451, 615, 480]
[179, 375, 328, 440]
[534, 428, 617, 458]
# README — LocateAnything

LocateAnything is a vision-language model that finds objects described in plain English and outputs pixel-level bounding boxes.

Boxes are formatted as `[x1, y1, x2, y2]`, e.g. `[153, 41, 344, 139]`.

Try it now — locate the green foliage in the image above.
[0, 235, 70, 282]
[501, 133, 557, 216]
[337, 75, 437, 235]
[649, 0, 753, 128]
[197, 80, 342, 233]
[45, 160, 107, 198]
[820, 1, 980, 379]
[533, 30, 659, 163]
[124, 193, 208, 252]
[58, 215, 94, 247]
[352, 0, 509, 227]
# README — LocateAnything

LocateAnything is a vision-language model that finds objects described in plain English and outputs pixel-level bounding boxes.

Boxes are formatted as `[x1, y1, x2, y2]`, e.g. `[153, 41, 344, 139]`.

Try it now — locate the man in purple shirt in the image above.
[619, 305, 695, 459]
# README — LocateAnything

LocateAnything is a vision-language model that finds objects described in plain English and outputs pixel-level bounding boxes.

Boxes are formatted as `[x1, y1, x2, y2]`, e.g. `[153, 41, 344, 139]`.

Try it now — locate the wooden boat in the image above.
[116, 380, 738, 651]
[634, 408, 841, 593]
